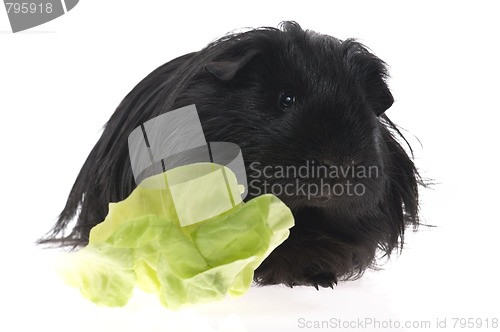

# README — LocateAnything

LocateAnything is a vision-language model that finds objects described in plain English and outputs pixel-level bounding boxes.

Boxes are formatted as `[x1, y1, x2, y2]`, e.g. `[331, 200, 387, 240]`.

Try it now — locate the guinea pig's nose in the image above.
[318, 158, 338, 167]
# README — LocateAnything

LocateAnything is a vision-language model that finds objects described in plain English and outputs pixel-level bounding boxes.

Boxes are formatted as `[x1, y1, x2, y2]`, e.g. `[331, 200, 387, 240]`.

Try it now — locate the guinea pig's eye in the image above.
[278, 92, 296, 110]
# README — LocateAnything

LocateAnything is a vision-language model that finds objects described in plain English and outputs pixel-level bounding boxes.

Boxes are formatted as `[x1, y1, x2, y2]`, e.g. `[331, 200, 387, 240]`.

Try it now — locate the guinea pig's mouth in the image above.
[298, 194, 334, 207]
[285, 185, 366, 207]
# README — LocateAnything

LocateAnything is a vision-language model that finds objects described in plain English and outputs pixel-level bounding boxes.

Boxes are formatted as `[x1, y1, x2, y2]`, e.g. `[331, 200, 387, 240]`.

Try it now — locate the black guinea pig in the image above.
[41, 21, 423, 289]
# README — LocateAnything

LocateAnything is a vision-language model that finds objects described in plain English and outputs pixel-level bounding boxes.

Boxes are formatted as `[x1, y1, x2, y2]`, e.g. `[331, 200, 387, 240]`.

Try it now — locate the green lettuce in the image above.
[60, 163, 294, 310]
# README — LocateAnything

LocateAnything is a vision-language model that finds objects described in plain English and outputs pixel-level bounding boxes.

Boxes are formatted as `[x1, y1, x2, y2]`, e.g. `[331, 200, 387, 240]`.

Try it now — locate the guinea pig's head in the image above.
[182, 22, 418, 222]
[172, 22, 421, 287]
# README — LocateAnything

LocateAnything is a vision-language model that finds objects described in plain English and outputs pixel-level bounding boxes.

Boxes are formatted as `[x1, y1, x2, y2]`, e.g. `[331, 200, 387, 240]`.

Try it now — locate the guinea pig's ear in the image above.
[205, 49, 260, 81]
[371, 83, 394, 116]
[346, 41, 395, 116]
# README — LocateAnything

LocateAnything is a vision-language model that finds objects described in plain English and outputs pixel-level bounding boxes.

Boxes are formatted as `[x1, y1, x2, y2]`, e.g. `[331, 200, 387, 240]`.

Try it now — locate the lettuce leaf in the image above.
[59, 163, 294, 310]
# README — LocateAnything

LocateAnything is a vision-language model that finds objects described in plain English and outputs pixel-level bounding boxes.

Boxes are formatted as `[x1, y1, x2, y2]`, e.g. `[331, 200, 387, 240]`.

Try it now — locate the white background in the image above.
[1, 1, 499, 331]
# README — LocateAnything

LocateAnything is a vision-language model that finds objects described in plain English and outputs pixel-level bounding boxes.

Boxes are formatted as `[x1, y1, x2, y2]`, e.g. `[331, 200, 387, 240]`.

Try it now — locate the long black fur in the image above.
[40, 21, 423, 289]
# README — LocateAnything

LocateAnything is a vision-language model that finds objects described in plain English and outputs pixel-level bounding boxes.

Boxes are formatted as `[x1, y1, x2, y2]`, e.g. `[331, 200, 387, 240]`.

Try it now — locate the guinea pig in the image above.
[40, 21, 423, 289]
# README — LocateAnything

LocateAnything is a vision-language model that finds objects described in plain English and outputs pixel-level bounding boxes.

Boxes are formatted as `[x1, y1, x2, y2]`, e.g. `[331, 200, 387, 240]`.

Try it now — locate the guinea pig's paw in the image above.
[308, 272, 338, 290]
